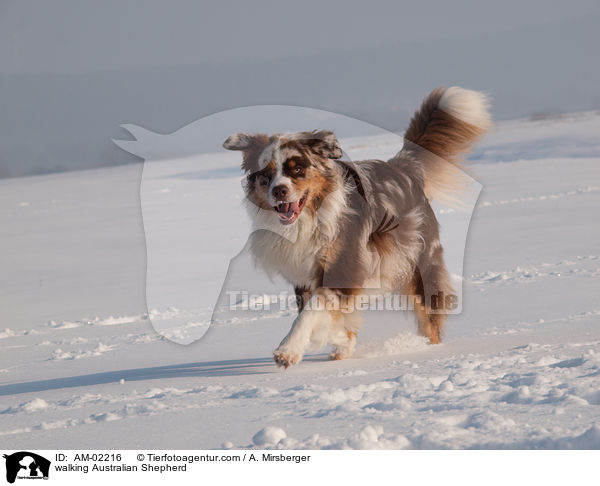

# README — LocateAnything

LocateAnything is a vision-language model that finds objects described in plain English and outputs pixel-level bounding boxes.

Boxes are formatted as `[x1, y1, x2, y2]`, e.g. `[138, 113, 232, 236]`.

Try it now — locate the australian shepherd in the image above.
[224, 87, 491, 368]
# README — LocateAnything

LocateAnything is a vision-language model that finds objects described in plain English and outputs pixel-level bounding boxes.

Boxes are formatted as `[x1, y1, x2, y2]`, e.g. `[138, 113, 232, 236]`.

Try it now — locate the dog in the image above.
[223, 87, 491, 368]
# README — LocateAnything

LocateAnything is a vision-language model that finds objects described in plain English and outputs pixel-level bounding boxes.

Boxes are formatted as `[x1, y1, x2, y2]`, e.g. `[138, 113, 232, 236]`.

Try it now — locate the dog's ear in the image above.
[223, 133, 255, 151]
[297, 130, 342, 159]
[223, 133, 270, 173]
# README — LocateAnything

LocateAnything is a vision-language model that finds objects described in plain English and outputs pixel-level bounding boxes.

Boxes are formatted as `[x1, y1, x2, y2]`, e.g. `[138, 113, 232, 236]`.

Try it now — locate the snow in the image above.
[252, 427, 287, 447]
[1, 112, 599, 449]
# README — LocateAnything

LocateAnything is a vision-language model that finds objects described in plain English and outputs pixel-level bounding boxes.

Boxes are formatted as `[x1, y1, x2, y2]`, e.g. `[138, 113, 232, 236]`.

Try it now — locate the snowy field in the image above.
[1, 112, 599, 449]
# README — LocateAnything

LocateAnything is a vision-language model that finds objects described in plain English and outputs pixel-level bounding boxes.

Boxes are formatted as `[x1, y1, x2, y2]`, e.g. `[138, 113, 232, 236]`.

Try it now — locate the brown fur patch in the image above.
[399, 87, 490, 202]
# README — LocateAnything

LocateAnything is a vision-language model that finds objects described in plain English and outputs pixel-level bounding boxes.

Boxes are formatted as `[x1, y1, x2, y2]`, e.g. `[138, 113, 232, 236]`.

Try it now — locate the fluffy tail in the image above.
[398, 86, 492, 205]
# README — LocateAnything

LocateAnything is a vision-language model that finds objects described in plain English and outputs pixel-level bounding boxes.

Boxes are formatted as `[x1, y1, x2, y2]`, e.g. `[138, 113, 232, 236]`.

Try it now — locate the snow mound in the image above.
[252, 427, 287, 447]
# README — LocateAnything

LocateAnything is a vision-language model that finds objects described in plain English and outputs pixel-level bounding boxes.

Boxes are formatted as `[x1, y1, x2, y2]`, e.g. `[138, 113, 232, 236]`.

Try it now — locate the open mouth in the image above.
[273, 192, 308, 225]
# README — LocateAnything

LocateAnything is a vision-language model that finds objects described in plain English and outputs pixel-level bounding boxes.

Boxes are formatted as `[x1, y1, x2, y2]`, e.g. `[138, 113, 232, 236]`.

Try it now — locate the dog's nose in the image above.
[272, 185, 289, 200]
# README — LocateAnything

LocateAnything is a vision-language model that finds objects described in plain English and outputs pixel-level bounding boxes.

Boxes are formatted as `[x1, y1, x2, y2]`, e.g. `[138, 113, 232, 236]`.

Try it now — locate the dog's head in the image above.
[223, 130, 343, 225]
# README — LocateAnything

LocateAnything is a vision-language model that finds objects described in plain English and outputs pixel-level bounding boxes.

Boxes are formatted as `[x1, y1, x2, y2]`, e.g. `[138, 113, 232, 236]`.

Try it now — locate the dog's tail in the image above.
[394, 86, 492, 206]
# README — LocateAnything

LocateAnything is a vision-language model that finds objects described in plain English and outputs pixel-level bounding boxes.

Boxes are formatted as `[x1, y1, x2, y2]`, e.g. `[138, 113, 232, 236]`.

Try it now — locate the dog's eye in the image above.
[258, 174, 270, 186]
[293, 167, 302, 174]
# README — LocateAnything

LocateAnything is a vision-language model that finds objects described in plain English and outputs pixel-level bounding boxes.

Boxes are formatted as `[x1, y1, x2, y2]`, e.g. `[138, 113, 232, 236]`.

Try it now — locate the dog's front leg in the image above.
[273, 291, 333, 368]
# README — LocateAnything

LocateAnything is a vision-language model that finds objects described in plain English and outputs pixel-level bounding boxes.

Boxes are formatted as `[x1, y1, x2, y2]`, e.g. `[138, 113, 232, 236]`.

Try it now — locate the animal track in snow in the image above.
[468, 256, 600, 286]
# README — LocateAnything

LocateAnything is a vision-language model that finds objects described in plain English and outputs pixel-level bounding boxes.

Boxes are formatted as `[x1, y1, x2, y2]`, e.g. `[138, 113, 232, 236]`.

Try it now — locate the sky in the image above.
[0, 0, 599, 177]
[1, 0, 599, 75]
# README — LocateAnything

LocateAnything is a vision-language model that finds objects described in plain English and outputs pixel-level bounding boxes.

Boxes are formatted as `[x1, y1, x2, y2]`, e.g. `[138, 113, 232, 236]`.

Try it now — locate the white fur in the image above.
[268, 174, 295, 204]
[273, 289, 357, 365]
[439, 86, 492, 130]
[258, 138, 282, 170]
[246, 167, 349, 287]
[274, 298, 333, 363]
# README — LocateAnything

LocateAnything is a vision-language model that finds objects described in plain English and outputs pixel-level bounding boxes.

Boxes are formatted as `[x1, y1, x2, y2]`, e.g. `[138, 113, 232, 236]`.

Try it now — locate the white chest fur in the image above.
[249, 224, 322, 287]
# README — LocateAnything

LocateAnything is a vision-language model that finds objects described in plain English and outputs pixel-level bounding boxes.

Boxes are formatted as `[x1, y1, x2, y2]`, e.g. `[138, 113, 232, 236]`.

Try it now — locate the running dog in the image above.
[224, 86, 491, 368]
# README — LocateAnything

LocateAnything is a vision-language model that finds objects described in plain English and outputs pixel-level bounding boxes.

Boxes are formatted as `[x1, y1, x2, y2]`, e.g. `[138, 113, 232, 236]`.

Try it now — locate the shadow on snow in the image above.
[0, 354, 328, 397]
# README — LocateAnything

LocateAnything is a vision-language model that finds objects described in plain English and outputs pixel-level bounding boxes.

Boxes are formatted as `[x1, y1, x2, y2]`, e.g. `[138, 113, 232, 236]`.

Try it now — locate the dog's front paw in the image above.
[328, 349, 347, 361]
[273, 348, 301, 369]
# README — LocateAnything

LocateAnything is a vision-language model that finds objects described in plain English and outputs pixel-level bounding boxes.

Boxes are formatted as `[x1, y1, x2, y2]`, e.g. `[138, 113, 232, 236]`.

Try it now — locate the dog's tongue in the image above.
[278, 201, 300, 214]
[276, 200, 302, 223]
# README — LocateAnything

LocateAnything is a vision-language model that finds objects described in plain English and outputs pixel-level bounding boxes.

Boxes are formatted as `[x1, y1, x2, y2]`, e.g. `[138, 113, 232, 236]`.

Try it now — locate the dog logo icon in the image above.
[3, 452, 51, 483]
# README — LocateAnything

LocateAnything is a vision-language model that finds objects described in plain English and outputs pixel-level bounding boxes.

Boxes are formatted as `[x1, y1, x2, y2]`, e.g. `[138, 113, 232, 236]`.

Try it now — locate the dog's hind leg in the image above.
[412, 297, 445, 344]
[409, 244, 454, 344]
